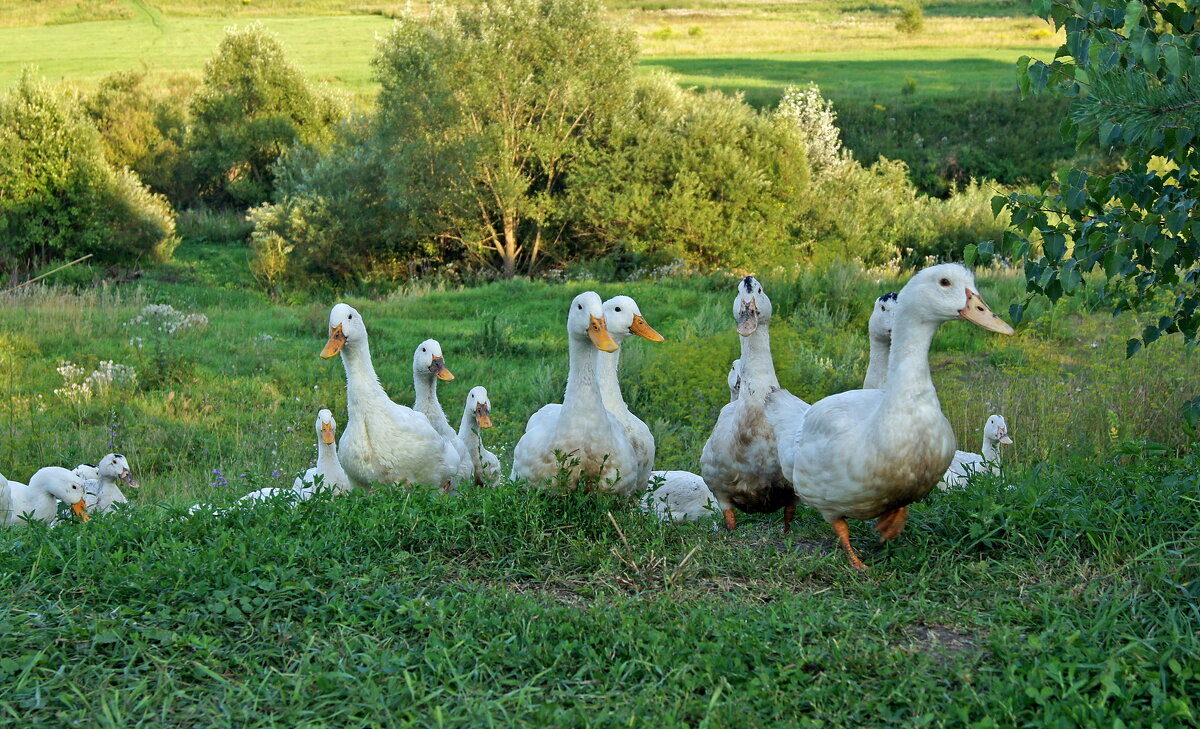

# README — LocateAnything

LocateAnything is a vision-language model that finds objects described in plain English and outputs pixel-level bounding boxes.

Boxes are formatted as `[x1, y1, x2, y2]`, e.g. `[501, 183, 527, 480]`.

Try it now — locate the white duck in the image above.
[73, 463, 100, 482]
[240, 410, 353, 505]
[701, 277, 806, 533]
[321, 303, 461, 491]
[83, 453, 139, 513]
[0, 471, 10, 523]
[412, 339, 472, 485]
[728, 358, 742, 402]
[766, 263, 1014, 569]
[863, 292, 897, 390]
[596, 295, 665, 489]
[641, 471, 719, 524]
[938, 414, 1013, 490]
[4, 467, 89, 526]
[512, 291, 639, 495]
[458, 386, 501, 487]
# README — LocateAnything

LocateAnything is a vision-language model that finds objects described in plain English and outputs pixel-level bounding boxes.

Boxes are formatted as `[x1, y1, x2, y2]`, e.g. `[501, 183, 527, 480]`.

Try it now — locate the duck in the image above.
[728, 358, 742, 402]
[458, 386, 501, 487]
[512, 291, 639, 495]
[0, 471, 10, 523]
[938, 414, 1013, 490]
[83, 453, 139, 514]
[4, 467, 88, 526]
[293, 408, 353, 497]
[320, 303, 462, 491]
[765, 263, 1014, 569]
[701, 277, 806, 533]
[73, 463, 100, 482]
[863, 292, 897, 390]
[596, 295, 665, 489]
[412, 339, 472, 486]
[640, 471, 719, 524]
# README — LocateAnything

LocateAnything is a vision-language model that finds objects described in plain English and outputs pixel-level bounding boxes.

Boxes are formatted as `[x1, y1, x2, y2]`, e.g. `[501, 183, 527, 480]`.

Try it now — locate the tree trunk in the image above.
[501, 214, 519, 279]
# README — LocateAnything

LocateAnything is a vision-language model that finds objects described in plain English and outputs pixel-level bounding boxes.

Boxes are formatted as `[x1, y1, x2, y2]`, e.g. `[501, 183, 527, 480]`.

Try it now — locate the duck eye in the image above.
[939, 278, 951, 287]
[614, 307, 622, 312]
[421, 347, 426, 352]
[577, 304, 582, 310]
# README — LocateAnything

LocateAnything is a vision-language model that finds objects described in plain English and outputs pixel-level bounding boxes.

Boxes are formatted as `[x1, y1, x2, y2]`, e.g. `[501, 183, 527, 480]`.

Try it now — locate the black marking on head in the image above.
[880, 292, 898, 302]
[114, 454, 123, 460]
[742, 276, 754, 293]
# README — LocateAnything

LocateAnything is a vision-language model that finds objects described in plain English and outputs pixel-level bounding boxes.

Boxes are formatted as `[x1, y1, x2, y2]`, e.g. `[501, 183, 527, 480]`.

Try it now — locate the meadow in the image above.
[0, 244, 1197, 725]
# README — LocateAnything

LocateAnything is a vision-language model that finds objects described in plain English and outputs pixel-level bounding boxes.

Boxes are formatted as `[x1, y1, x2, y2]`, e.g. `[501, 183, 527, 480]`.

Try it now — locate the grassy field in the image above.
[0, 246, 1197, 724]
[0, 0, 1060, 104]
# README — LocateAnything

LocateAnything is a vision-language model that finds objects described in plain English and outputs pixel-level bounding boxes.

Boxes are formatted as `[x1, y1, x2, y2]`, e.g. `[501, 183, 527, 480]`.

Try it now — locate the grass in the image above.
[0, 247, 1197, 723]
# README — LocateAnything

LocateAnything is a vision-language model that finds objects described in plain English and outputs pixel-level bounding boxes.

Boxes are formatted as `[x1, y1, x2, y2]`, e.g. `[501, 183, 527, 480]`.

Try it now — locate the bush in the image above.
[567, 74, 811, 271]
[0, 69, 178, 273]
[895, 3, 924, 34]
[83, 71, 198, 208]
[187, 23, 347, 207]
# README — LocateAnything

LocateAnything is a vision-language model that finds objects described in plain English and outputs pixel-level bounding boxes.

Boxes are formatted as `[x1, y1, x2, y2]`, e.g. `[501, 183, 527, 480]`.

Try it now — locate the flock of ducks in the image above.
[0, 262, 1017, 570]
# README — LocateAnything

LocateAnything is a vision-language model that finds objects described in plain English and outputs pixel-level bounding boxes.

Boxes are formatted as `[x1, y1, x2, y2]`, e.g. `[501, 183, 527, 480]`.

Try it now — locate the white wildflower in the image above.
[776, 84, 849, 178]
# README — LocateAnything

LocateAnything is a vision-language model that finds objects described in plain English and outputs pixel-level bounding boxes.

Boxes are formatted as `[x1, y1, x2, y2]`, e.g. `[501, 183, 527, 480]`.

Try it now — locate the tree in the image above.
[994, 0, 1199, 357]
[373, 0, 637, 277]
[188, 23, 346, 207]
[0, 69, 177, 272]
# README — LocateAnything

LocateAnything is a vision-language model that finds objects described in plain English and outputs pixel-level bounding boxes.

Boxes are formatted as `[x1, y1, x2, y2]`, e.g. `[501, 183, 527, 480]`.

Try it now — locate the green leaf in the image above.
[1123, 0, 1144, 34]
[1009, 302, 1025, 324]
[991, 194, 1008, 219]
[1126, 338, 1142, 358]
[964, 243, 978, 267]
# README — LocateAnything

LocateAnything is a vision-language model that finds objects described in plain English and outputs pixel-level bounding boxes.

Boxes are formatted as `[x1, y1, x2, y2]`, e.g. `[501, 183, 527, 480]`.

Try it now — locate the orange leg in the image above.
[832, 518, 867, 570]
[723, 508, 737, 531]
[874, 506, 908, 542]
[783, 503, 796, 534]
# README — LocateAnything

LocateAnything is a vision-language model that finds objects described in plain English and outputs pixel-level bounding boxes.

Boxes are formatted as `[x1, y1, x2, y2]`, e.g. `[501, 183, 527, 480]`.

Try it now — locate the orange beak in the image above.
[320, 324, 347, 358]
[629, 314, 664, 342]
[588, 315, 619, 352]
[321, 421, 335, 445]
[958, 290, 1015, 334]
[71, 500, 89, 523]
[430, 355, 455, 382]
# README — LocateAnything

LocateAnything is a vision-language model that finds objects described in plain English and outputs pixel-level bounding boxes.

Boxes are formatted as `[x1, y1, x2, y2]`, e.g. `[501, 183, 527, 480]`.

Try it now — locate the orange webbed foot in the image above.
[874, 506, 908, 542]
[783, 503, 795, 534]
[723, 508, 737, 531]
[832, 518, 868, 570]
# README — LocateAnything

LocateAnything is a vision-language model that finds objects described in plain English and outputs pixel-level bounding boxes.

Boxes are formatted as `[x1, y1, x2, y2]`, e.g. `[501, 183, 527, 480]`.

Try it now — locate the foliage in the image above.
[370, 0, 638, 277]
[0, 69, 178, 273]
[187, 22, 347, 207]
[567, 74, 810, 271]
[996, 0, 1200, 353]
[775, 83, 844, 176]
[895, 3, 925, 34]
[83, 70, 198, 208]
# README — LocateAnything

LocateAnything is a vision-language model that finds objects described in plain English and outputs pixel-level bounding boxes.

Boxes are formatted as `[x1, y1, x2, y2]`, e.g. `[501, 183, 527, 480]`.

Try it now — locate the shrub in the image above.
[0, 69, 178, 273]
[895, 3, 924, 34]
[187, 23, 347, 207]
[775, 83, 844, 177]
[83, 71, 198, 208]
[567, 74, 811, 271]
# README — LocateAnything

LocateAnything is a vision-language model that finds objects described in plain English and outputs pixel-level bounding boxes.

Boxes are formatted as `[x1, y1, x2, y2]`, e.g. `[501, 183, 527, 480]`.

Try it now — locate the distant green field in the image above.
[0, 0, 1059, 102]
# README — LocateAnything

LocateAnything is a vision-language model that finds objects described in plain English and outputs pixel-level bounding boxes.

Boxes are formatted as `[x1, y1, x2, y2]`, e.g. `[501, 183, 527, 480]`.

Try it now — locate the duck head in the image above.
[320, 303, 367, 358]
[73, 463, 100, 481]
[869, 292, 897, 345]
[734, 277, 773, 336]
[985, 414, 1014, 446]
[728, 358, 742, 402]
[568, 292, 618, 352]
[898, 263, 1014, 334]
[413, 339, 454, 382]
[99, 453, 138, 489]
[32, 467, 89, 522]
[466, 386, 493, 429]
[603, 295, 664, 345]
[316, 408, 338, 445]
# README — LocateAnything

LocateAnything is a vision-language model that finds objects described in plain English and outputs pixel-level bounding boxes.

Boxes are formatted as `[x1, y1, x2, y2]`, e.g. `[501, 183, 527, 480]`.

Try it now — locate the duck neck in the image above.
[340, 337, 388, 416]
[739, 322, 779, 399]
[879, 313, 939, 416]
[562, 334, 604, 424]
[864, 336, 890, 389]
[458, 408, 479, 448]
[596, 337, 629, 416]
[316, 440, 349, 490]
[982, 436, 1001, 463]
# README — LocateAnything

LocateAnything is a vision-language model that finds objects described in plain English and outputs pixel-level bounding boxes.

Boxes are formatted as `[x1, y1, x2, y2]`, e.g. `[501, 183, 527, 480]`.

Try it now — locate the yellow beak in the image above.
[71, 499, 89, 523]
[588, 315, 619, 352]
[430, 356, 455, 382]
[475, 404, 493, 429]
[321, 421, 336, 445]
[320, 324, 347, 358]
[958, 290, 1015, 334]
[629, 315, 665, 342]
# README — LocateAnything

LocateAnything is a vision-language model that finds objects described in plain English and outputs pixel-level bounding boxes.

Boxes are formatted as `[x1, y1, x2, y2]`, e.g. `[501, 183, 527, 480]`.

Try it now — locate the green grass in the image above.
[1, 250, 1197, 724]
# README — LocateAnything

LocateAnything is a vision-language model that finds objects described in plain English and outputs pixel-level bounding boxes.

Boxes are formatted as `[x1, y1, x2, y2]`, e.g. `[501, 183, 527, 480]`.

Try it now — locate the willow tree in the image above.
[373, 0, 637, 277]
